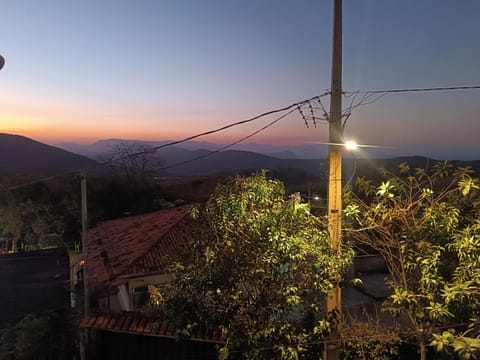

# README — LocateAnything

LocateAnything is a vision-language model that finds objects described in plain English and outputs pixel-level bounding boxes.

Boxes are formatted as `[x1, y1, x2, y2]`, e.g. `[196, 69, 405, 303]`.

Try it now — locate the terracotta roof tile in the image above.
[129, 316, 142, 333]
[81, 312, 224, 344]
[86, 206, 192, 295]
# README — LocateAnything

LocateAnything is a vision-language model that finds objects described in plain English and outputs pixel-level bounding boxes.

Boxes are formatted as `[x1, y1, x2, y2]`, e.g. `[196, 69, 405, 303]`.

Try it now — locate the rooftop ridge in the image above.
[86, 206, 192, 293]
[124, 207, 192, 276]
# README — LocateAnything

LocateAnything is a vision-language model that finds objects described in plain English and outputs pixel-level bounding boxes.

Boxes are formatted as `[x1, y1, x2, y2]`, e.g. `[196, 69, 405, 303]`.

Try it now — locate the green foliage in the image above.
[0, 311, 73, 360]
[345, 161, 480, 360]
[0, 177, 82, 251]
[0, 174, 172, 251]
[157, 171, 354, 359]
[340, 316, 401, 360]
[432, 329, 480, 360]
[0, 200, 65, 251]
[0, 326, 16, 360]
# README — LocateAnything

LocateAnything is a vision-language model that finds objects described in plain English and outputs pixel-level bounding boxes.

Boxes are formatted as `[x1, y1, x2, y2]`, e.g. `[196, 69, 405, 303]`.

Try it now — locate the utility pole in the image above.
[324, 0, 343, 359]
[81, 171, 89, 316]
[80, 171, 89, 360]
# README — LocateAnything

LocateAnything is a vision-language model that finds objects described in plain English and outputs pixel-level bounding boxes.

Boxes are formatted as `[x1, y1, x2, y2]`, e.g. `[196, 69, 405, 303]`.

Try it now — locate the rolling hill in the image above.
[3, 134, 480, 179]
[0, 133, 99, 175]
[158, 148, 326, 176]
[56, 138, 328, 160]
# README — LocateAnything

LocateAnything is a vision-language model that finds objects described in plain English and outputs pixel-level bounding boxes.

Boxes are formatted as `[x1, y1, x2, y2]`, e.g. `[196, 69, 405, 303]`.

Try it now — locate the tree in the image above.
[0, 177, 82, 252]
[344, 162, 480, 360]
[86, 176, 173, 224]
[0, 311, 74, 360]
[0, 200, 65, 251]
[339, 315, 401, 360]
[0, 172, 173, 251]
[153, 171, 354, 359]
[99, 142, 163, 185]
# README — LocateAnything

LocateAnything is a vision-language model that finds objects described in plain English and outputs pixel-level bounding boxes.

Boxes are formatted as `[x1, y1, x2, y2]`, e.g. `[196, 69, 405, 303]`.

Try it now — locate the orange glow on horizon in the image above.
[5, 125, 323, 147]
[1, 95, 330, 146]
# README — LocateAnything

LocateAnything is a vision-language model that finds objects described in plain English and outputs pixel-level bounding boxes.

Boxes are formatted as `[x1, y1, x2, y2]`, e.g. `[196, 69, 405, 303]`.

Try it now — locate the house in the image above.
[79, 206, 400, 358]
[80, 206, 223, 359]
[84, 206, 192, 312]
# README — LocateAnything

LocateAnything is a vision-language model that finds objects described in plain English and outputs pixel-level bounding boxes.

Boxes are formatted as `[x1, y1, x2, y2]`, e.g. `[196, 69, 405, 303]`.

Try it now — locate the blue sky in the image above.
[1, 1, 480, 159]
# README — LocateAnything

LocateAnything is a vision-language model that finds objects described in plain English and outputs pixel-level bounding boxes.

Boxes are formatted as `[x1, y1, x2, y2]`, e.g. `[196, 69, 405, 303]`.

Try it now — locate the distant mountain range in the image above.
[53, 138, 329, 176]
[0, 134, 326, 177]
[1, 134, 479, 178]
[55, 138, 328, 160]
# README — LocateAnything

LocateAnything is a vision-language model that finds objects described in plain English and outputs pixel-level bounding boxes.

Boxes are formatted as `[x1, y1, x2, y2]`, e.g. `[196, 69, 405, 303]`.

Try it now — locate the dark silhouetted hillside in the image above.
[160, 149, 326, 176]
[0, 133, 98, 175]
[56, 138, 329, 160]
[54, 136, 480, 178]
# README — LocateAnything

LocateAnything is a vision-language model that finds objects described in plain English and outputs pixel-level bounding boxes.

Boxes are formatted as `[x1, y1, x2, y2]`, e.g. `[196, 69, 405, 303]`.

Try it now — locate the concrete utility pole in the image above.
[324, 0, 343, 359]
[81, 171, 89, 316]
[80, 171, 89, 360]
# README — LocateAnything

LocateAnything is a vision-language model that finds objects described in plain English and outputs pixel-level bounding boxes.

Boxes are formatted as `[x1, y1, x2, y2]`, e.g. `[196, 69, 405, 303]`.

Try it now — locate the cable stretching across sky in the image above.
[2, 84, 480, 193]
[0, 93, 329, 193]
[340, 84, 480, 129]
[158, 107, 301, 171]
[349, 84, 480, 94]
[108, 92, 330, 166]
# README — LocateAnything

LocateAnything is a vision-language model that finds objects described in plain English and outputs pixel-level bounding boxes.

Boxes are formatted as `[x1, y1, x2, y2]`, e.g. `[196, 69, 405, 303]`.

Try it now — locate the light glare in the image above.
[345, 140, 359, 151]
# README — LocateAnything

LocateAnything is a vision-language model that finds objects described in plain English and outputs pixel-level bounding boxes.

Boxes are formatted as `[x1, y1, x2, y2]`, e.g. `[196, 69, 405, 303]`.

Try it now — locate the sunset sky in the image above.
[1, 1, 480, 159]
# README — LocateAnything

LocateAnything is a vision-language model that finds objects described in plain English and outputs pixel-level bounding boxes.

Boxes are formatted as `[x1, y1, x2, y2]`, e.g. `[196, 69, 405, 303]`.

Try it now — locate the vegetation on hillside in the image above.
[0, 310, 75, 360]
[0, 174, 174, 252]
[1, 158, 479, 359]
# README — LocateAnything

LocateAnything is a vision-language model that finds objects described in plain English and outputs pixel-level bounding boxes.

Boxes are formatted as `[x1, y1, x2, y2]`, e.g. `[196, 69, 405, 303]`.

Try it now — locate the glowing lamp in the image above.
[344, 140, 359, 151]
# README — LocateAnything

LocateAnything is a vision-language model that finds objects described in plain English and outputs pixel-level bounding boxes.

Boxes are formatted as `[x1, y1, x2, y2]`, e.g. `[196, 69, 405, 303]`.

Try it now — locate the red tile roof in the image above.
[81, 311, 224, 344]
[86, 206, 192, 295]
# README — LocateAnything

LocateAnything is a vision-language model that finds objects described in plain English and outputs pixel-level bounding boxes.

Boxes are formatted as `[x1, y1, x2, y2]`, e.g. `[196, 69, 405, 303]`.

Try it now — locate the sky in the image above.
[1, 0, 480, 159]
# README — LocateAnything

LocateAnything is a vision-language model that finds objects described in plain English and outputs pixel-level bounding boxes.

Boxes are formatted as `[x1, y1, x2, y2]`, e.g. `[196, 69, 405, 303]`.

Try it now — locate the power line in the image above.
[341, 91, 389, 129]
[101, 93, 330, 167]
[0, 94, 328, 193]
[158, 107, 299, 171]
[348, 84, 480, 95]
[339, 84, 480, 128]
[0, 169, 88, 193]
[2, 84, 480, 193]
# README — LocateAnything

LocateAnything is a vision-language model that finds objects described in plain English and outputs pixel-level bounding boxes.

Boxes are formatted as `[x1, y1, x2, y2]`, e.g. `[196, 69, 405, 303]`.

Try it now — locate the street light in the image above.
[0, 54, 4, 71]
[344, 140, 358, 151]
